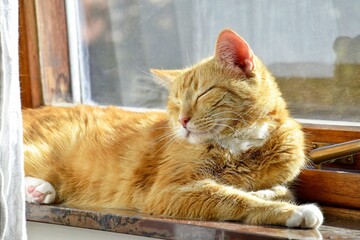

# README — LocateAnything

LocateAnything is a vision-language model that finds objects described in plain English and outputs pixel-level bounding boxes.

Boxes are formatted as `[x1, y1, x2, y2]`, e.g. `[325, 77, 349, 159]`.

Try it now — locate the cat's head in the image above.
[151, 29, 286, 146]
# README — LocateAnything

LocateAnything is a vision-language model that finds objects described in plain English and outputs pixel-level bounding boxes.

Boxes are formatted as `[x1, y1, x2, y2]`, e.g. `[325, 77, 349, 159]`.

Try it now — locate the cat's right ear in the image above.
[150, 69, 182, 89]
[215, 29, 255, 76]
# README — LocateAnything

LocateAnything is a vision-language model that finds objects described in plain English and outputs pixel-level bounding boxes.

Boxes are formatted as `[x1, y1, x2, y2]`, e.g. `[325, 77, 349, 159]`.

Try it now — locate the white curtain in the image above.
[0, 0, 27, 239]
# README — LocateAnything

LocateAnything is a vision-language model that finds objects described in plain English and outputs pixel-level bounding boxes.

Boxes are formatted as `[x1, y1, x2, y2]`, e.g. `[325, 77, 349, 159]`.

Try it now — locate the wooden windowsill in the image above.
[26, 203, 360, 240]
[293, 169, 360, 209]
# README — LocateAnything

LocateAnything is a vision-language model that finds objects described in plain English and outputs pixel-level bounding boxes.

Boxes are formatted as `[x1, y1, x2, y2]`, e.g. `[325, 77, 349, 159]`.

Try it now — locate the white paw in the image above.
[286, 204, 323, 229]
[25, 177, 56, 204]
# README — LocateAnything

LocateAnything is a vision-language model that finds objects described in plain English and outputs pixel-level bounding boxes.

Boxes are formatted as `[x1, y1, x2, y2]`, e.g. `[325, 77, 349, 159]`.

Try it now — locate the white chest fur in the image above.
[216, 123, 269, 154]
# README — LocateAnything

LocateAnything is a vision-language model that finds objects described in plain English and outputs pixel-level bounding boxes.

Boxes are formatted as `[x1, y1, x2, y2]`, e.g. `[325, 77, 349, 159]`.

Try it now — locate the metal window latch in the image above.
[309, 139, 360, 168]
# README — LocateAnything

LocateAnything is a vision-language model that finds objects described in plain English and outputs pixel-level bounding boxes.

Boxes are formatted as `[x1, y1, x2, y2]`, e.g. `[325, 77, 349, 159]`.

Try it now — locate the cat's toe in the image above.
[25, 177, 56, 204]
[286, 204, 323, 229]
[28, 189, 45, 202]
[25, 187, 42, 203]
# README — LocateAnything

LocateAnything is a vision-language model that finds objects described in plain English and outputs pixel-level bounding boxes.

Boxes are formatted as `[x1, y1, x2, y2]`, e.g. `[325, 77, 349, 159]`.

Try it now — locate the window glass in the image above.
[76, 0, 360, 122]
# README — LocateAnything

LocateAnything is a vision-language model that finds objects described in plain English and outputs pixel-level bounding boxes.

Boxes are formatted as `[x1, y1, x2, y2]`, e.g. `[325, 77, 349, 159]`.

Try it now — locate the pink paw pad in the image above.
[25, 177, 56, 204]
[27, 186, 36, 193]
[27, 186, 45, 202]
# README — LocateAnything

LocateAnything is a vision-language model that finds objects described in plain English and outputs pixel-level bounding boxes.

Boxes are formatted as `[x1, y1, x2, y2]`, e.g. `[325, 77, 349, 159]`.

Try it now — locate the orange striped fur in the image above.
[24, 29, 323, 228]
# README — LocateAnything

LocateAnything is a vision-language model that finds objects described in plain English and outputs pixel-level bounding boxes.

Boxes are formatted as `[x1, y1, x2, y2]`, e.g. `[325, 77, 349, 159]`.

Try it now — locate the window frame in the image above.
[20, 0, 71, 107]
[19, 0, 360, 211]
[19, 0, 43, 108]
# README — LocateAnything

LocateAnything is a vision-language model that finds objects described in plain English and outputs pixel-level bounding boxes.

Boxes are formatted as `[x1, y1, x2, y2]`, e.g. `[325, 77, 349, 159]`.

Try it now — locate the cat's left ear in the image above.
[150, 69, 183, 89]
[215, 29, 255, 75]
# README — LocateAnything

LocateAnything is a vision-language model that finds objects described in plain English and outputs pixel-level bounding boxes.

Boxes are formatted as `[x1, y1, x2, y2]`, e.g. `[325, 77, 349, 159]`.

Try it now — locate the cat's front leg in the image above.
[25, 176, 56, 204]
[250, 185, 294, 202]
[144, 179, 323, 228]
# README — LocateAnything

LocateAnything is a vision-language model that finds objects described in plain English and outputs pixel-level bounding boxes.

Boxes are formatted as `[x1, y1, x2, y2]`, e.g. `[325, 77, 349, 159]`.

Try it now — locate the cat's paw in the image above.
[25, 177, 56, 204]
[286, 204, 323, 229]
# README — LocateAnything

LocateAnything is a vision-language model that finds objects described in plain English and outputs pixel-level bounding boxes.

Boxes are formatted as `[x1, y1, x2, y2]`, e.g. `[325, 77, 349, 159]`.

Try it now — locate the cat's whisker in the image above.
[192, 119, 215, 130]
[196, 117, 240, 130]
[191, 116, 250, 139]
[209, 127, 221, 138]
[192, 114, 267, 140]
[136, 68, 164, 87]
[212, 123, 241, 136]
[136, 67, 155, 79]
[239, 111, 257, 122]
[234, 111, 259, 125]
[229, 106, 261, 121]
[138, 131, 178, 161]
[186, 48, 192, 67]
[136, 66, 171, 91]
[153, 133, 178, 155]
[210, 110, 253, 125]
[146, 131, 177, 148]
[213, 117, 243, 123]
[151, 126, 173, 130]
[214, 117, 250, 135]
[209, 113, 252, 131]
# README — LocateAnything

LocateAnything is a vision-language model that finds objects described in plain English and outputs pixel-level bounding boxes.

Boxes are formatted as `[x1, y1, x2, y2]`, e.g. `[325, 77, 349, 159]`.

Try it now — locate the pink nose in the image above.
[178, 116, 191, 128]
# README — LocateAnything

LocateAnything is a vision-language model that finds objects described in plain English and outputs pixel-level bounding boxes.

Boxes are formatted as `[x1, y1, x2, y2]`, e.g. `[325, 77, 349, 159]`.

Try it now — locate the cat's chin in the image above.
[177, 128, 212, 144]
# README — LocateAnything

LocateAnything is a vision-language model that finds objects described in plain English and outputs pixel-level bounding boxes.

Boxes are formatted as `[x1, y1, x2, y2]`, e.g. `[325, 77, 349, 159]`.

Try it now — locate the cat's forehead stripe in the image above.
[183, 71, 193, 83]
[181, 70, 197, 90]
[192, 71, 199, 90]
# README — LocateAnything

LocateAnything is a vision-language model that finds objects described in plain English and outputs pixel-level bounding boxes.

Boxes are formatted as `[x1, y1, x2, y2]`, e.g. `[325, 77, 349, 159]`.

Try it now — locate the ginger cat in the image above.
[24, 29, 323, 228]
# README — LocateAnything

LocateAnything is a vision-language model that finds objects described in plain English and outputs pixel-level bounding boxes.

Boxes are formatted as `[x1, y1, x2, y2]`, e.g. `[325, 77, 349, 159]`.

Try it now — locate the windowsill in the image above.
[26, 203, 360, 239]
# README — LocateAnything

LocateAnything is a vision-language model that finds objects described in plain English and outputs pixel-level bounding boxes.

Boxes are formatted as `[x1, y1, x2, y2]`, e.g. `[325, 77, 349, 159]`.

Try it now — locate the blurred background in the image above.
[76, 0, 360, 122]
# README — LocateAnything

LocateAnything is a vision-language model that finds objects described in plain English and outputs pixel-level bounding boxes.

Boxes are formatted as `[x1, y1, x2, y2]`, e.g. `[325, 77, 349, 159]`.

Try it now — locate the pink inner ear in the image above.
[216, 30, 255, 72]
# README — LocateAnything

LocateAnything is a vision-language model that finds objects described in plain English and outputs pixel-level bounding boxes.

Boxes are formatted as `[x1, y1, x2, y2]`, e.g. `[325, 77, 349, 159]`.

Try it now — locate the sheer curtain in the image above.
[0, 0, 27, 239]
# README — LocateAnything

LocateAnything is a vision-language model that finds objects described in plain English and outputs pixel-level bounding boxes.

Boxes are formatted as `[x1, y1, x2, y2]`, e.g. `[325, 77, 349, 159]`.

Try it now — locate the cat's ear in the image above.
[150, 69, 183, 88]
[215, 29, 255, 75]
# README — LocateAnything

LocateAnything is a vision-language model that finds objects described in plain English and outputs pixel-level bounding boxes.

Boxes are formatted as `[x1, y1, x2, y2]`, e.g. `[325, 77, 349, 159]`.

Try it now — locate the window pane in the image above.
[76, 0, 360, 122]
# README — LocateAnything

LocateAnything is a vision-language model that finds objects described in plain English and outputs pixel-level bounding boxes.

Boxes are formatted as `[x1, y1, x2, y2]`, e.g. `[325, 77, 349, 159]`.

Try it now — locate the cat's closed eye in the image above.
[196, 87, 216, 102]
[173, 98, 181, 106]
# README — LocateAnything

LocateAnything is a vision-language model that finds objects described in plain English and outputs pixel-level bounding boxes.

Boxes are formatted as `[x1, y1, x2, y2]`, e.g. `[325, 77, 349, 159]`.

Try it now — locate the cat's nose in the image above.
[178, 116, 191, 128]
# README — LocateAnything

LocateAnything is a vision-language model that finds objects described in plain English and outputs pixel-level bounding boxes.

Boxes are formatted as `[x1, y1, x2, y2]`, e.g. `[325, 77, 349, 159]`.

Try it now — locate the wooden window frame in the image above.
[19, 0, 360, 218]
[20, 0, 71, 108]
[19, 0, 43, 108]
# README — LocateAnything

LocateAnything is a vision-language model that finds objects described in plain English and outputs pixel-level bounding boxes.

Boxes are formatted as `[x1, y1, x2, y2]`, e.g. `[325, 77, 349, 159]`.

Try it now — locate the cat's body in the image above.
[24, 29, 323, 228]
